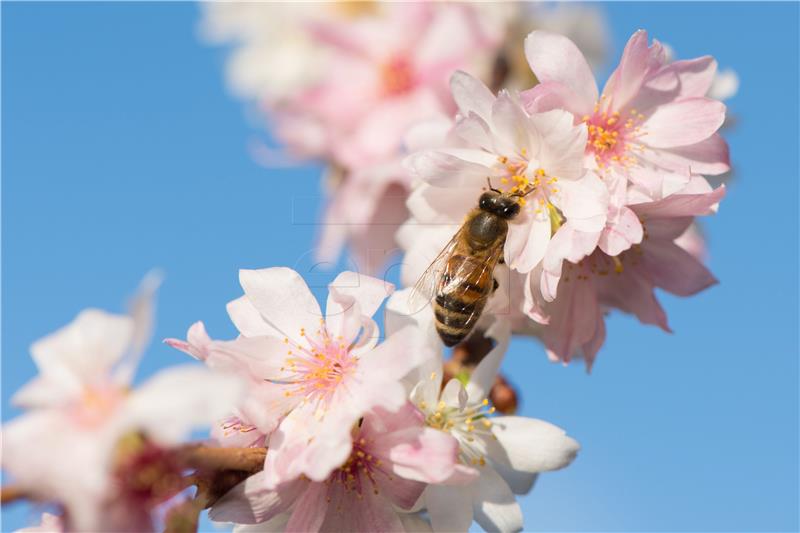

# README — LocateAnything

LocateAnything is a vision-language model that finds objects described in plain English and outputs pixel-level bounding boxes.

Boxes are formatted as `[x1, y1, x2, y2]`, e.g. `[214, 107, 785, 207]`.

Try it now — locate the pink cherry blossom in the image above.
[522, 30, 730, 200]
[166, 268, 437, 489]
[2, 276, 242, 532]
[386, 291, 580, 532]
[405, 71, 607, 277]
[529, 183, 726, 370]
[208, 403, 459, 532]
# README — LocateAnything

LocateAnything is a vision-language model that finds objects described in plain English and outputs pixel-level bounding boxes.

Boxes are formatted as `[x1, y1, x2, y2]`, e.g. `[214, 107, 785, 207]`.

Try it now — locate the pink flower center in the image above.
[380, 56, 415, 96]
[493, 155, 563, 231]
[328, 435, 385, 498]
[583, 102, 647, 169]
[71, 383, 125, 428]
[561, 242, 646, 282]
[280, 325, 359, 405]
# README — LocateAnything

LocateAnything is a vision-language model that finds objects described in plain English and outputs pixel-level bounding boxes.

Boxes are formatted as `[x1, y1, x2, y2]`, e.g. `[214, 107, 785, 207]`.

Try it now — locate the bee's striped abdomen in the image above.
[433, 253, 492, 347]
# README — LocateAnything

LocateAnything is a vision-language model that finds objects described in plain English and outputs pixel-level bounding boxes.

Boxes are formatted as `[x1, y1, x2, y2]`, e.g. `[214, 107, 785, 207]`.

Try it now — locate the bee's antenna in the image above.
[486, 177, 502, 194]
[511, 187, 535, 199]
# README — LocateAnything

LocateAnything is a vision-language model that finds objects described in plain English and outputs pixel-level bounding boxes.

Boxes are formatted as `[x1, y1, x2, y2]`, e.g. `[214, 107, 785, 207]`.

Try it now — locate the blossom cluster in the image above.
[401, 29, 730, 369]
[2, 4, 736, 533]
[166, 268, 579, 531]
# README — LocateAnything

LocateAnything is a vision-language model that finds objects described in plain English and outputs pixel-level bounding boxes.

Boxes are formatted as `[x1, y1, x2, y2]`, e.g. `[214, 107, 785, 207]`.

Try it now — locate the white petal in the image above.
[424, 484, 474, 533]
[238, 268, 323, 343]
[490, 416, 580, 473]
[450, 70, 495, 122]
[473, 467, 523, 533]
[30, 309, 133, 394]
[326, 271, 393, 343]
[465, 318, 511, 401]
[121, 365, 243, 444]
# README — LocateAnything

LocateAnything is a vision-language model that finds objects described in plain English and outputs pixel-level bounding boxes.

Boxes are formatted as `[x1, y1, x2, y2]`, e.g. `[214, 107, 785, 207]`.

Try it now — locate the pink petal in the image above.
[405, 149, 495, 187]
[209, 473, 305, 524]
[632, 185, 726, 218]
[671, 56, 718, 98]
[642, 98, 726, 148]
[520, 80, 583, 115]
[508, 215, 550, 273]
[606, 30, 652, 111]
[640, 133, 731, 175]
[285, 482, 328, 533]
[596, 269, 670, 331]
[226, 295, 274, 338]
[524, 31, 597, 114]
[326, 271, 394, 344]
[319, 483, 404, 533]
[643, 240, 718, 297]
[450, 70, 494, 121]
[238, 268, 323, 344]
[599, 206, 644, 256]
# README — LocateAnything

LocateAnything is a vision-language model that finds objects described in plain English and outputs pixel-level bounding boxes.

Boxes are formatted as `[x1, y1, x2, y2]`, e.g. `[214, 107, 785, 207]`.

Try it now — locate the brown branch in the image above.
[174, 445, 266, 474]
[1, 485, 32, 505]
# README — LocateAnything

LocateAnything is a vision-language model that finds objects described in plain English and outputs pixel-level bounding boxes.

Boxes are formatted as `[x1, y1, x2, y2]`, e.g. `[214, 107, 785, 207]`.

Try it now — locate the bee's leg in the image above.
[492, 278, 499, 293]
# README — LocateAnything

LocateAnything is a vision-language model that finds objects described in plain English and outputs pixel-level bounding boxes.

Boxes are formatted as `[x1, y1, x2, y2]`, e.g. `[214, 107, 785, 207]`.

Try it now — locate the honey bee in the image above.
[411, 182, 528, 346]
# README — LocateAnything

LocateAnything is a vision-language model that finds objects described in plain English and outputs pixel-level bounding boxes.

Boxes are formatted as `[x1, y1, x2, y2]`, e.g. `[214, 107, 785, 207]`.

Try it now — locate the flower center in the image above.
[381, 56, 415, 96]
[561, 242, 647, 283]
[72, 383, 125, 427]
[583, 102, 647, 170]
[280, 323, 358, 406]
[420, 395, 496, 467]
[493, 155, 563, 232]
[329, 435, 385, 499]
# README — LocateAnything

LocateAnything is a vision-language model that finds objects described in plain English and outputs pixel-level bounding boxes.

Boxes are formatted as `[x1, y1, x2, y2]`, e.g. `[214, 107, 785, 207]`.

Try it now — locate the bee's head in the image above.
[479, 191, 521, 220]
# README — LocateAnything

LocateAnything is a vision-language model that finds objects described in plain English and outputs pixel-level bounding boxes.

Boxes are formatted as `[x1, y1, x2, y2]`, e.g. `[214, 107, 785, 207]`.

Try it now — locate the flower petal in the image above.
[450, 70, 494, 122]
[122, 365, 243, 444]
[326, 271, 393, 344]
[424, 484, 474, 533]
[473, 467, 523, 533]
[524, 30, 597, 113]
[209, 473, 305, 525]
[642, 98, 726, 148]
[490, 416, 580, 473]
[238, 268, 323, 343]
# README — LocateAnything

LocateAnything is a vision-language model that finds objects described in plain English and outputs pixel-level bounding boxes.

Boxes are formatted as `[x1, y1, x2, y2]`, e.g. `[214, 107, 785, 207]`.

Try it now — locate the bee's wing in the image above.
[441, 236, 506, 327]
[408, 227, 464, 315]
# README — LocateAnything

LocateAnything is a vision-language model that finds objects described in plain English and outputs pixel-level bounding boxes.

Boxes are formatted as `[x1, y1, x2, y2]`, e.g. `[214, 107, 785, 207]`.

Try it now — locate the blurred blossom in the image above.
[2, 276, 242, 532]
[16, 513, 63, 533]
[166, 267, 438, 490]
[386, 290, 580, 532]
[707, 68, 740, 101]
[209, 403, 457, 532]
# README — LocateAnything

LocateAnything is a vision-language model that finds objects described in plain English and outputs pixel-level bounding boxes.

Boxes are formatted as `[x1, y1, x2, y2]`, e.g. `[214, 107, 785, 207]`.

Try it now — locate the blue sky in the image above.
[2, 2, 798, 532]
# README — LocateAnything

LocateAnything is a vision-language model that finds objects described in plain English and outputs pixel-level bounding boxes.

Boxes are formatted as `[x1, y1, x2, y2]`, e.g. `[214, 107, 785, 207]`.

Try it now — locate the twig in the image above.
[1, 485, 31, 505]
[174, 445, 266, 474]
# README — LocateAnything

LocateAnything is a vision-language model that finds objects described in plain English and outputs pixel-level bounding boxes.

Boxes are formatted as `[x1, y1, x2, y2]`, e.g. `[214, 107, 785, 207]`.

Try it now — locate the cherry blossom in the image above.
[166, 268, 436, 489]
[385, 290, 580, 532]
[405, 71, 607, 276]
[208, 404, 458, 533]
[529, 183, 726, 370]
[522, 30, 730, 200]
[2, 276, 242, 532]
